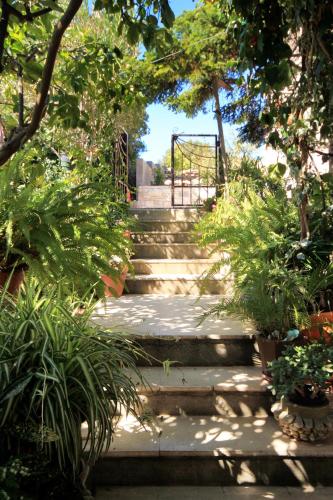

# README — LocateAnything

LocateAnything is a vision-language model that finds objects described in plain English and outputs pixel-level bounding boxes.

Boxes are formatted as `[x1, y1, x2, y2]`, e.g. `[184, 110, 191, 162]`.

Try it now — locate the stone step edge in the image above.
[132, 231, 193, 236]
[131, 259, 221, 264]
[87, 328, 256, 341]
[126, 274, 227, 281]
[100, 449, 333, 458]
[134, 244, 214, 250]
[135, 384, 268, 394]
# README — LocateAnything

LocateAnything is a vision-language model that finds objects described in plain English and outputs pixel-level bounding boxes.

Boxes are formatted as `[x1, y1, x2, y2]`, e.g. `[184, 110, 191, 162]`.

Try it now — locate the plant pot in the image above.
[101, 265, 128, 298]
[0, 268, 25, 295]
[256, 335, 292, 377]
[302, 312, 333, 344]
[272, 396, 332, 442]
[100, 229, 131, 298]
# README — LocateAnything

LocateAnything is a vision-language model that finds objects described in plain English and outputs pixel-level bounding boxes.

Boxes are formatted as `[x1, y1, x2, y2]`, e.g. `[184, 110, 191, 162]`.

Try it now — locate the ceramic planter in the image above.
[272, 396, 332, 442]
[256, 336, 290, 377]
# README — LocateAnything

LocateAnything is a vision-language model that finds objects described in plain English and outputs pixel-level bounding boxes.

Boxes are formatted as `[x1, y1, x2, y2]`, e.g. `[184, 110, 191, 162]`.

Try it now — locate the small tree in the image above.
[141, 2, 240, 186]
[0, 0, 174, 167]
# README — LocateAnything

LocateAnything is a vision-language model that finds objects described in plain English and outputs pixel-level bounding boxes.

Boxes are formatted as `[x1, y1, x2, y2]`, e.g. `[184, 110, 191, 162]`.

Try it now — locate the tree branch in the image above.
[7, 5, 52, 22]
[17, 64, 24, 127]
[0, 0, 83, 166]
[316, 33, 333, 65]
[0, 0, 10, 72]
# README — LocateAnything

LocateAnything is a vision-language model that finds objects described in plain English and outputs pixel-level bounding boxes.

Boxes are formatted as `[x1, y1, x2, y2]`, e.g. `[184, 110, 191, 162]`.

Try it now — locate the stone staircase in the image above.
[92, 208, 333, 497]
[126, 209, 230, 295]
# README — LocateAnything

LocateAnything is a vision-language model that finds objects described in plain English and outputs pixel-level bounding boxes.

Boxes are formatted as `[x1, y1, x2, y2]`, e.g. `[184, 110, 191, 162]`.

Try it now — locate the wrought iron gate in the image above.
[112, 130, 130, 202]
[171, 134, 218, 207]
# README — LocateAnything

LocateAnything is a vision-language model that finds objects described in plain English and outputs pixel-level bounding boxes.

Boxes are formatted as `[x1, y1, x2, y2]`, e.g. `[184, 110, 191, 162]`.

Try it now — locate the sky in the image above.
[140, 0, 237, 163]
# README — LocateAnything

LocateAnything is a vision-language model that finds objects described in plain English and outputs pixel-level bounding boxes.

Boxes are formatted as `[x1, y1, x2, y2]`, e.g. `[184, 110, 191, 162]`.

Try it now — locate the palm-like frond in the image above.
[0, 161, 133, 294]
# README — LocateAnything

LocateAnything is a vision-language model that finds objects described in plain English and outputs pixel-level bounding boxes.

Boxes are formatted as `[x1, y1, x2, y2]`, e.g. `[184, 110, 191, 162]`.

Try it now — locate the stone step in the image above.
[137, 221, 196, 233]
[130, 208, 200, 222]
[131, 259, 223, 275]
[91, 415, 333, 486]
[132, 366, 270, 417]
[92, 296, 257, 366]
[136, 335, 258, 367]
[125, 274, 229, 295]
[132, 232, 194, 244]
[133, 243, 215, 259]
[95, 486, 333, 500]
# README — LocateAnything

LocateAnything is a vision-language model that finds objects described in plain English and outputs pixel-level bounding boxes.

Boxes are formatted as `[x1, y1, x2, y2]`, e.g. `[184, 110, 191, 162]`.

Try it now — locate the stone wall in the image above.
[136, 158, 155, 187]
[132, 186, 172, 208]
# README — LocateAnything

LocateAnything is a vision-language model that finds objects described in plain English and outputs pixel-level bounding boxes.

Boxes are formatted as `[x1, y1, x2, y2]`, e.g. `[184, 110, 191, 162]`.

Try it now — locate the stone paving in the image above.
[96, 486, 333, 499]
[91, 208, 333, 493]
[93, 295, 255, 338]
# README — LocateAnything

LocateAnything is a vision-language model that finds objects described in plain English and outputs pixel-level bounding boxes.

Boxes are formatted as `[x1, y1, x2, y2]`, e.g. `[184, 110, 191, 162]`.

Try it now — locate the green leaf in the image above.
[0, 374, 33, 404]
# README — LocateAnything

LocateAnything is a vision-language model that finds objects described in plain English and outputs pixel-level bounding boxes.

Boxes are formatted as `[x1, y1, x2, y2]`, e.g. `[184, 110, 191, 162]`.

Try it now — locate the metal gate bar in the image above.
[171, 134, 218, 207]
[112, 130, 129, 202]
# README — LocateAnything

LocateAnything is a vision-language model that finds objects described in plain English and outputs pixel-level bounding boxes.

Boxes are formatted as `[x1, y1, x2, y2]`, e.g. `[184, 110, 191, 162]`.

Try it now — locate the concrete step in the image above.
[95, 486, 333, 500]
[92, 296, 257, 366]
[136, 335, 258, 367]
[131, 259, 223, 275]
[132, 366, 270, 417]
[137, 221, 196, 233]
[92, 414, 333, 486]
[125, 274, 229, 295]
[133, 243, 215, 259]
[130, 208, 200, 222]
[132, 232, 194, 244]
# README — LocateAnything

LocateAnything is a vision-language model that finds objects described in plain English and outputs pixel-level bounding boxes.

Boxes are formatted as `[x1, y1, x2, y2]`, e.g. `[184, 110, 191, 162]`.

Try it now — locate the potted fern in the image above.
[204, 262, 333, 377]
[0, 161, 131, 295]
[270, 343, 333, 441]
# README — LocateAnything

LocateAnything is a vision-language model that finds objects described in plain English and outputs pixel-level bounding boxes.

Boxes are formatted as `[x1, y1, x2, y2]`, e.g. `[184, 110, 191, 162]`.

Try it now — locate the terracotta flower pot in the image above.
[302, 312, 333, 344]
[101, 265, 128, 298]
[256, 336, 289, 377]
[0, 268, 25, 295]
[256, 335, 303, 378]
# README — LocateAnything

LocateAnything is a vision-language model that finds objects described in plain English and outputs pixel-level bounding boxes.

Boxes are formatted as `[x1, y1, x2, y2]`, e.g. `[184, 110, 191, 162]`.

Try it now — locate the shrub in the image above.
[0, 158, 133, 295]
[0, 281, 146, 486]
[270, 343, 333, 406]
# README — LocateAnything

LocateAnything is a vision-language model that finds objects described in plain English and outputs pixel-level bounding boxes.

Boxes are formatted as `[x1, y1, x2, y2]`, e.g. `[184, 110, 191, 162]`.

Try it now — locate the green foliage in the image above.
[153, 165, 165, 185]
[205, 262, 333, 337]
[0, 281, 146, 478]
[196, 181, 333, 335]
[0, 151, 132, 295]
[270, 343, 333, 405]
[0, 453, 84, 500]
[225, 0, 333, 165]
[197, 183, 299, 278]
[143, 2, 238, 112]
[0, 1, 174, 165]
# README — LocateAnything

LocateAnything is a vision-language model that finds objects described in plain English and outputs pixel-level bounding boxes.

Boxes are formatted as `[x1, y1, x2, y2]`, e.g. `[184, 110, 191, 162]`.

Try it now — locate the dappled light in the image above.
[93, 295, 255, 338]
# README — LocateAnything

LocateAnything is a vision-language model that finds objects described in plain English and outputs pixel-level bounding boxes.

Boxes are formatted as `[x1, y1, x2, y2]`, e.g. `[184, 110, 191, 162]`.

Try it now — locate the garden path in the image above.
[92, 208, 333, 498]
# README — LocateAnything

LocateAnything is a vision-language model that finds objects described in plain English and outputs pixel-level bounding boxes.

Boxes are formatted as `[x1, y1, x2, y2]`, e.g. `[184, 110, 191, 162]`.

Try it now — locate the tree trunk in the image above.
[299, 141, 310, 241]
[0, 0, 83, 167]
[212, 78, 228, 187]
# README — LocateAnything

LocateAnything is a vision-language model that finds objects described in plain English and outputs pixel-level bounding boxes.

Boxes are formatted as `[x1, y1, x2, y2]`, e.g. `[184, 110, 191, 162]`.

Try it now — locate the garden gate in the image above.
[112, 130, 130, 202]
[171, 133, 219, 207]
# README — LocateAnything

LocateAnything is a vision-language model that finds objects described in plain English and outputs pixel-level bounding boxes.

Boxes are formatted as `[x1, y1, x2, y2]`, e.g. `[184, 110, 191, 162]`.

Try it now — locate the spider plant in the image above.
[0, 280, 146, 483]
